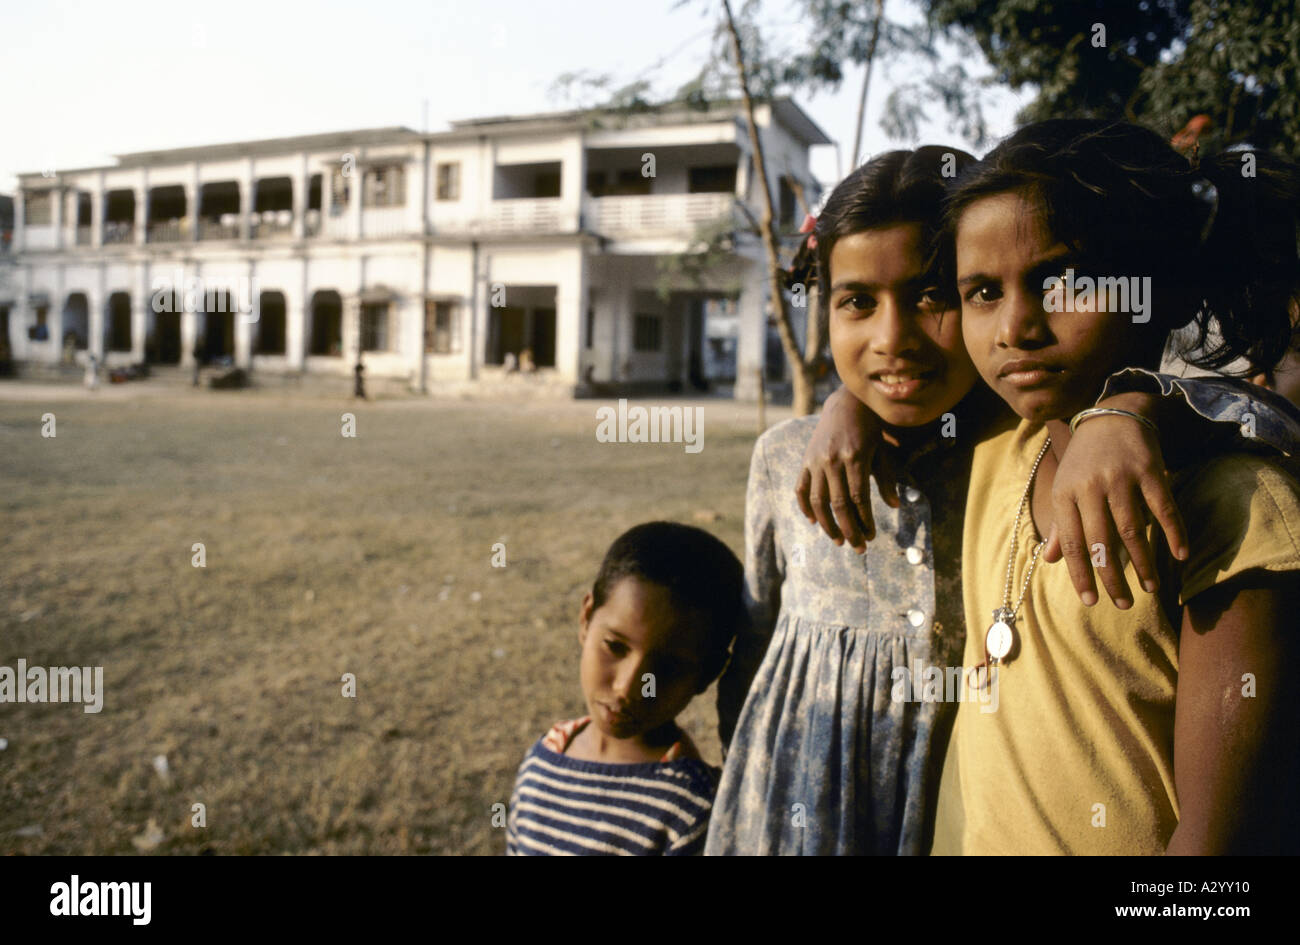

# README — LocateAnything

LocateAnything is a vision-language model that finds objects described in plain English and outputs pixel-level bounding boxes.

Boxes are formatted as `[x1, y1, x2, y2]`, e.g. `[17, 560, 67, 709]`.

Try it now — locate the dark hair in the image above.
[589, 521, 745, 685]
[811, 146, 977, 323]
[939, 118, 1299, 374]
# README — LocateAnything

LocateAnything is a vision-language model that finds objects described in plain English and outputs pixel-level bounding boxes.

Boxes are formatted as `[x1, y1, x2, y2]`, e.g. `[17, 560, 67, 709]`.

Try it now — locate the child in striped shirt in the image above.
[506, 521, 745, 855]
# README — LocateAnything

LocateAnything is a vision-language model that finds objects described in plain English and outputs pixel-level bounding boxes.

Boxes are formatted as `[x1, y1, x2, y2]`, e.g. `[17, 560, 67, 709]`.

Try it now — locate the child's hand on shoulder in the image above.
[796, 386, 899, 552]
[1045, 393, 1190, 608]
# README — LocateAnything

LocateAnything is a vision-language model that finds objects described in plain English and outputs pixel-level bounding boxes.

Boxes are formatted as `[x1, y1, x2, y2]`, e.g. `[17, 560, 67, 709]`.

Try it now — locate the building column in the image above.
[239, 175, 252, 242]
[234, 258, 255, 369]
[561, 135, 586, 232]
[91, 177, 104, 248]
[321, 162, 333, 230]
[132, 264, 149, 363]
[135, 171, 148, 245]
[287, 281, 306, 371]
[13, 191, 25, 253]
[349, 157, 364, 239]
[53, 185, 65, 250]
[88, 284, 105, 360]
[555, 247, 586, 385]
[180, 307, 197, 369]
[343, 294, 361, 364]
[50, 267, 65, 361]
[292, 156, 307, 240]
[186, 172, 199, 242]
[733, 259, 767, 401]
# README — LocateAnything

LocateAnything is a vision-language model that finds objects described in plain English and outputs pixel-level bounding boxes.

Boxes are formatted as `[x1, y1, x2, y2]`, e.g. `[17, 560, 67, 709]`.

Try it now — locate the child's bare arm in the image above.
[1166, 573, 1300, 854]
[794, 385, 896, 553]
[1048, 374, 1300, 608]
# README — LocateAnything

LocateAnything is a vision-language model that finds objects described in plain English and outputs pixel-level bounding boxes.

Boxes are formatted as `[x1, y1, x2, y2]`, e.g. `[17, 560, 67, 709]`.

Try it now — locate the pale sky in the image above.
[0, 0, 1030, 194]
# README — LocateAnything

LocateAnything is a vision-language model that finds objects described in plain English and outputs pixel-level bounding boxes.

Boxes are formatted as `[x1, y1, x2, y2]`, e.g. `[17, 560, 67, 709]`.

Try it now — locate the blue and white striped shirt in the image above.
[506, 723, 720, 856]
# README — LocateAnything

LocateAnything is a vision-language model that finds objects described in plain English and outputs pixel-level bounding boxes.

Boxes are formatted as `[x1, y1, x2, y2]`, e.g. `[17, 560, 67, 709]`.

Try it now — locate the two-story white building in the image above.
[0, 98, 829, 398]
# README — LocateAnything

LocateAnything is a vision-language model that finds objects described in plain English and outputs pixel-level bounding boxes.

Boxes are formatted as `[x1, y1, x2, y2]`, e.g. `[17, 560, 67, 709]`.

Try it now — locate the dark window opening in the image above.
[634, 314, 661, 352]
[107, 293, 132, 352]
[257, 292, 287, 354]
[360, 301, 390, 351]
[493, 162, 562, 200]
[486, 305, 555, 366]
[688, 165, 737, 194]
[148, 185, 187, 223]
[254, 178, 293, 213]
[310, 291, 343, 356]
[436, 162, 461, 201]
[63, 294, 89, 351]
[425, 300, 459, 354]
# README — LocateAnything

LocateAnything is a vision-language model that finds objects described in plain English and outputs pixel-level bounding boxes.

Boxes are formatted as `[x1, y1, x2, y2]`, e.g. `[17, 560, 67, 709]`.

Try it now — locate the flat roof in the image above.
[17, 97, 831, 181]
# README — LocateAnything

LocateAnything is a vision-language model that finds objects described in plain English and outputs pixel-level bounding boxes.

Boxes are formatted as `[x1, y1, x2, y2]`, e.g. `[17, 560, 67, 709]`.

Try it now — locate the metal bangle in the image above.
[1069, 407, 1160, 436]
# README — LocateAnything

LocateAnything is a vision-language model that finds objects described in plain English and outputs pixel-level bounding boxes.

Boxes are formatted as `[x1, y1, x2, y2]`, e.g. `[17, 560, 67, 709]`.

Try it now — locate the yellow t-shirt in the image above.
[931, 420, 1300, 855]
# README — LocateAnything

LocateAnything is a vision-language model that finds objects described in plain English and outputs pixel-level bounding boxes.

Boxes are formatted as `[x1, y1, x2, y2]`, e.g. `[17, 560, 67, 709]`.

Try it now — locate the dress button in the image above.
[904, 485, 922, 503]
[906, 546, 923, 565]
[906, 609, 925, 627]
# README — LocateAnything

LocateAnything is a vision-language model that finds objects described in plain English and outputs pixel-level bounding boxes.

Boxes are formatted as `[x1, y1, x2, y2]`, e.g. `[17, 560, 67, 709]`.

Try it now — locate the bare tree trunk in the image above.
[722, 0, 817, 416]
[849, 0, 885, 170]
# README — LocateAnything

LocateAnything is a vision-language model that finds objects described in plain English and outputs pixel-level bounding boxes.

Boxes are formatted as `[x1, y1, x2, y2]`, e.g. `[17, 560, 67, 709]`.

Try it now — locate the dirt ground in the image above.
[0, 380, 786, 854]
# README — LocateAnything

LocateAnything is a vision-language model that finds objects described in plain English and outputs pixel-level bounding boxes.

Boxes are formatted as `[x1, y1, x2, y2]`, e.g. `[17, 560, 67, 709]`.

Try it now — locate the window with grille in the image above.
[330, 167, 350, 214]
[425, 300, 460, 353]
[361, 302, 390, 351]
[436, 163, 461, 201]
[366, 165, 406, 207]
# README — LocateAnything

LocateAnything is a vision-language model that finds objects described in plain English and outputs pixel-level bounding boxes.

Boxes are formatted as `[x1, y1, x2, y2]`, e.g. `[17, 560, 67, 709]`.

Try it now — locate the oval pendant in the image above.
[985, 619, 1014, 662]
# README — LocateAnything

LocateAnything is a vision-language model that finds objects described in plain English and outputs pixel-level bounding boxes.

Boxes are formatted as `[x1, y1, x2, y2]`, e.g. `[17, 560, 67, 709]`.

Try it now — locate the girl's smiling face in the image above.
[955, 189, 1157, 422]
[828, 223, 978, 429]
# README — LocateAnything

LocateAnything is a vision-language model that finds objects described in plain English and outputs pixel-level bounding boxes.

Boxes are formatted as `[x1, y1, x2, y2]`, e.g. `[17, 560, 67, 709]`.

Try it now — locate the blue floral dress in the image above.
[705, 407, 980, 855]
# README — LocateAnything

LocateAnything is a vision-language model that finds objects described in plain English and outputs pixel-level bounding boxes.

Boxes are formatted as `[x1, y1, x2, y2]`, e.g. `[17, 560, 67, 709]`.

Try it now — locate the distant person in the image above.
[192, 338, 205, 387]
[502, 351, 518, 374]
[519, 347, 536, 373]
[84, 353, 98, 390]
[353, 359, 367, 399]
[506, 521, 745, 856]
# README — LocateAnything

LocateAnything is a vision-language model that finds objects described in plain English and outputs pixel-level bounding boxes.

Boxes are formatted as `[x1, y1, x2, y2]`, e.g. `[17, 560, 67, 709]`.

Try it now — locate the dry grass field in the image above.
[0, 381, 782, 854]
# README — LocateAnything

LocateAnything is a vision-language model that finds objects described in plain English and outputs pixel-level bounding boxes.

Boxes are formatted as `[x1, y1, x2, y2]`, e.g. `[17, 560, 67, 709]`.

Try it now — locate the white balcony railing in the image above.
[585, 192, 735, 236]
[322, 212, 354, 239]
[432, 198, 570, 236]
[198, 217, 241, 241]
[488, 198, 564, 233]
[361, 206, 410, 238]
[148, 219, 189, 242]
[103, 222, 134, 244]
[251, 210, 294, 239]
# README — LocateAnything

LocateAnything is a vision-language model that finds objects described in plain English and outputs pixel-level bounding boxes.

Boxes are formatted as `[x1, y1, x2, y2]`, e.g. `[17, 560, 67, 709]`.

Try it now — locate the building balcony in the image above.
[148, 219, 189, 242]
[103, 222, 134, 244]
[322, 211, 354, 239]
[431, 198, 571, 237]
[251, 210, 294, 239]
[585, 192, 735, 237]
[361, 206, 410, 238]
[199, 217, 241, 241]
